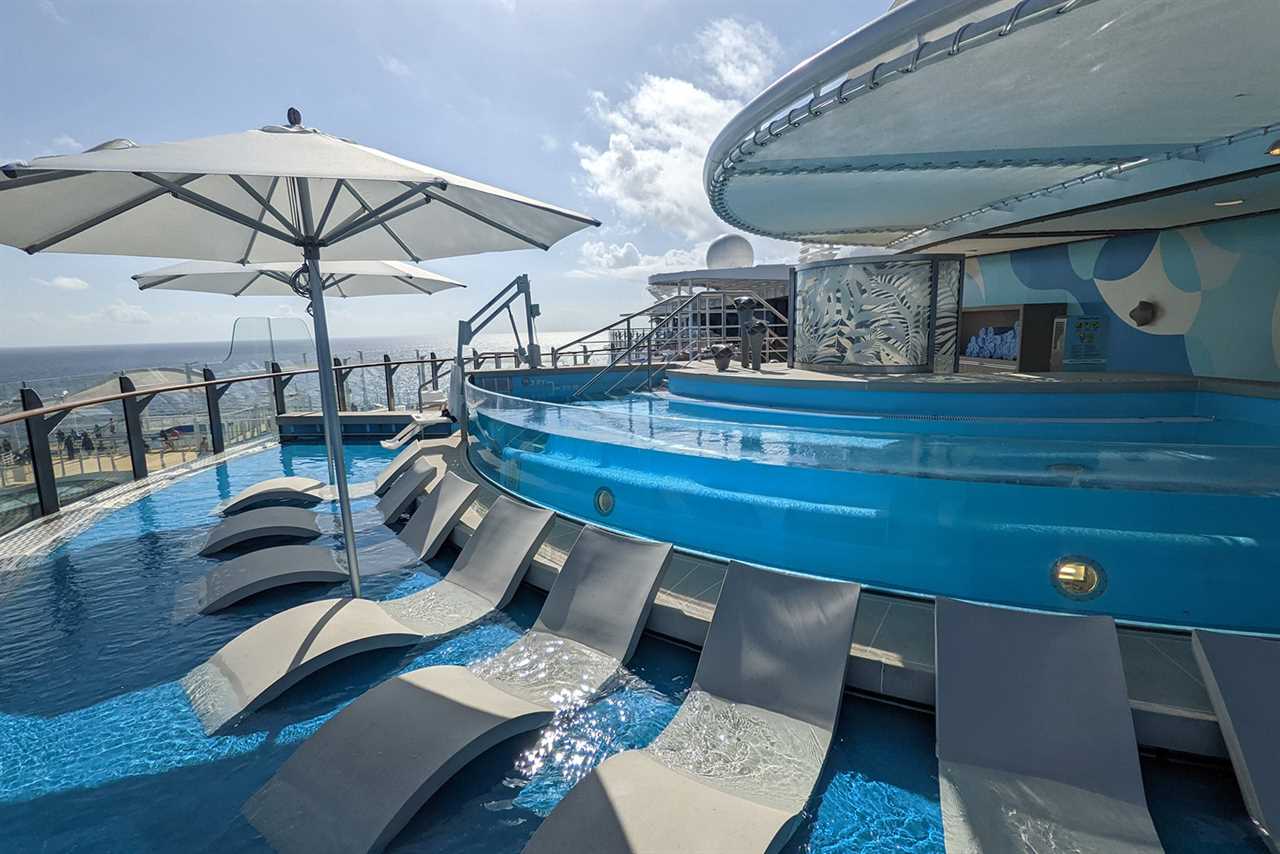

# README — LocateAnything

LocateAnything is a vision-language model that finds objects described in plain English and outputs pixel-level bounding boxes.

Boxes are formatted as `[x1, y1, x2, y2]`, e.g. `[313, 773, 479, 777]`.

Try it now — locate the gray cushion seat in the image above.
[524, 562, 862, 854]
[193, 473, 479, 614]
[199, 457, 438, 558]
[181, 494, 555, 735]
[1192, 630, 1280, 853]
[934, 598, 1164, 854]
[243, 525, 674, 854]
[215, 440, 433, 516]
[198, 507, 323, 557]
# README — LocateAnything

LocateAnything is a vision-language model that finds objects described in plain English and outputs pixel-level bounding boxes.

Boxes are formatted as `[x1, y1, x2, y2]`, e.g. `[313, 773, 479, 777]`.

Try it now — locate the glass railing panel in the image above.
[0, 420, 39, 537]
[140, 389, 212, 471]
[49, 399, 132, 508]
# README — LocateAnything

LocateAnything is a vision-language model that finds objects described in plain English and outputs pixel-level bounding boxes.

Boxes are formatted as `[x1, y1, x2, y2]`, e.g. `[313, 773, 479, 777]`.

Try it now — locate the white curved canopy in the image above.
[0, 118, 599, 262]
[135, 260, 464, 298]
[705, 0, 1280, 253]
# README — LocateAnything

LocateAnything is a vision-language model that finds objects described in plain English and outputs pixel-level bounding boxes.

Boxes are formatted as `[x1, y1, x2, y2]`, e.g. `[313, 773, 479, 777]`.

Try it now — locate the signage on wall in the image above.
[1063, 315, 1108, 370]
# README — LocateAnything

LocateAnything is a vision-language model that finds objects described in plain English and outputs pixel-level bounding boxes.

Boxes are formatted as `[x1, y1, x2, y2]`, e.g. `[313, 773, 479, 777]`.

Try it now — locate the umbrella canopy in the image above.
[134, 260, 464, 298]
[0, 119, 598, 262]
[0, 110, 599, 596]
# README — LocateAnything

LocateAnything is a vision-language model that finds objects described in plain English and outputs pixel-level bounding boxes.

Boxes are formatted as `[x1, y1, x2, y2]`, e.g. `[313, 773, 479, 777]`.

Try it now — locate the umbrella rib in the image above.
[314, 181, 345, 238]
[0, 169, 86, 192]
[231, 175, 301, 239]
[322, 196, 431, 247]
[338, 180, 419, 261]
[23, 174, 203, 254]
[134, 172, 300, 247]
[325, 273, 355, 298]
[394, 275, 437, 296]
[239, 176, 280, 263]
[134, 273, 185, 290]
[232, 271, 266, 296]
[415, 185, 551, 251]
[319, 179, 445, 245]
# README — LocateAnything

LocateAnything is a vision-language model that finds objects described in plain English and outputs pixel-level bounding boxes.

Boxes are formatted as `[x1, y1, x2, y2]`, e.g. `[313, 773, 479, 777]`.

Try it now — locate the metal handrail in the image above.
[0, 356, 457, 427]
[572, 291, 705, 400]
[551, 303, 665, 358]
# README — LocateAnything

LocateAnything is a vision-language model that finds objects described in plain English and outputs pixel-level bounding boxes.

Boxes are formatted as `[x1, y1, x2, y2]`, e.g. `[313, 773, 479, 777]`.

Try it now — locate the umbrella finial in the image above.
[287, 107, 303, 127]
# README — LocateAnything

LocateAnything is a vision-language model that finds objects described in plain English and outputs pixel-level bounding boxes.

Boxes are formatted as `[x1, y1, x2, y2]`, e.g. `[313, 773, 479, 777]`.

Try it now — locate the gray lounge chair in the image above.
[934, 598, 1163, 854]
[182, 494, 554, 735]
[215, 439, 434, 515]
[192, 473, 478, 614]
[1192, 629, 1280, 853]
[199, 457, 437, 556]
[524, 562, 861, 854]
[243, 525, 674, 854]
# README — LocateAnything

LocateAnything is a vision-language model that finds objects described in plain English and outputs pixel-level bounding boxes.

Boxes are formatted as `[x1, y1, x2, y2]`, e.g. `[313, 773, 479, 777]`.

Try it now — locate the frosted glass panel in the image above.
[932, 259, 963, 373]
[795, 260, 934, 370]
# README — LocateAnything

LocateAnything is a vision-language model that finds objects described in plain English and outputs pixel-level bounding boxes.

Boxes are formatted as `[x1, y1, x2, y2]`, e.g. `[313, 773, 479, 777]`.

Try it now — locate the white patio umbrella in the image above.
[134, 259, 464, 297]
[134, 259, 466, 512]
[0, 108, 599, 594]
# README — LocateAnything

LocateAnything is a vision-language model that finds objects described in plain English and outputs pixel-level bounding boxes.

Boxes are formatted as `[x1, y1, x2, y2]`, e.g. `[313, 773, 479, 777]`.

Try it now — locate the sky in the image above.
[0, 0, 887, 348]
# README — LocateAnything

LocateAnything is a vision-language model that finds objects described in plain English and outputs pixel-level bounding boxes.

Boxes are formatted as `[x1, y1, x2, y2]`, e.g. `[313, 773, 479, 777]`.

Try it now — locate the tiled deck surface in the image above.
[441, 436, 1228, 758]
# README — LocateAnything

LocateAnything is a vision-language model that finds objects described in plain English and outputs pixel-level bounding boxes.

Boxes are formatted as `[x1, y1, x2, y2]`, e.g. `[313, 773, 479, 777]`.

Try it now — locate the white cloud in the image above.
[573, 18, 780, 241]
[572, 240, 705, 280]
[697, 18, 782, 100]
[104, 300, 152, 325]
[34, 275, 90, 291]
[378, 55, 412, 78]
[38, 0, 67, 24]
[50, 134, 81, 152]
[538, 133, 560, 153]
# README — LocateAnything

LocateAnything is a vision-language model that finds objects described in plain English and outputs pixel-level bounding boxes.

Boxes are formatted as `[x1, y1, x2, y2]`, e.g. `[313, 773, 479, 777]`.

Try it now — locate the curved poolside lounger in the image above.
[198, 507, 323, 556]
[1192, 630, 1280, 852]
[243, 525, 674, 854]
[200, 458, 438, 558]
[183, 494, 554, 735]
[933, 598, 1164, 854]
[194, 544, 347, 614]
[195, 473, 479, 614]
[524, 562, 862, 854]
[216, 440, 433, 515]
[372, 456, 439, 525]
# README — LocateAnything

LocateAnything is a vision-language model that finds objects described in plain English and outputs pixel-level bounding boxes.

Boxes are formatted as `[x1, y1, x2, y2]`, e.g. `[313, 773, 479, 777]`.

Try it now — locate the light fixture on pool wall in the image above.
[1051, 556, 1106, 600]
[1268, 139, 1280, 156]
[593, 487, 615, 516]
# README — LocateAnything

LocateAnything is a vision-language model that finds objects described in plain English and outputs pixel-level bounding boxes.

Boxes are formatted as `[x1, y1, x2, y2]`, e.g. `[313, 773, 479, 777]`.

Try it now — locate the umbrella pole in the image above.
[306, 250, 362, 596]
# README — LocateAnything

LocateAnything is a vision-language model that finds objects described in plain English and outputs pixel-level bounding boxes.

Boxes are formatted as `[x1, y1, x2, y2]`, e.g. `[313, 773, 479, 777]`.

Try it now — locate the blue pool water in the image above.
[0, 443, 1267, 852]
[467, 383, 1280, 633]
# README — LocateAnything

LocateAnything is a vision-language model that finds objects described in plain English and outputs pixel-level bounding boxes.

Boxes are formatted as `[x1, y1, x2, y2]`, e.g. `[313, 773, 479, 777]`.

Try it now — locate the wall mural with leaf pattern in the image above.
[963, 212, 1280, 381]
[794, 258, 962, 372]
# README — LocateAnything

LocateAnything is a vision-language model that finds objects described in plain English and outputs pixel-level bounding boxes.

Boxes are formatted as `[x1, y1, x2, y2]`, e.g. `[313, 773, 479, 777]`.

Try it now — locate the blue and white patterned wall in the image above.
[963, 212, 1280, 381]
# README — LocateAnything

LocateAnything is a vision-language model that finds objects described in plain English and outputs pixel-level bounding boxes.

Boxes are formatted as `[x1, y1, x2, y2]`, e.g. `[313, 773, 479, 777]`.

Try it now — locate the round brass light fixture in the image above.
[1051, 556, 1106, 600]
[593, 487, 615, 516]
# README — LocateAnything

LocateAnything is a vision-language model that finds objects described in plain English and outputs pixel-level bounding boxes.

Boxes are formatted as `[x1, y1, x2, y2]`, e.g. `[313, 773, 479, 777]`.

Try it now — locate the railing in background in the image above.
[0, 352, 480, 537]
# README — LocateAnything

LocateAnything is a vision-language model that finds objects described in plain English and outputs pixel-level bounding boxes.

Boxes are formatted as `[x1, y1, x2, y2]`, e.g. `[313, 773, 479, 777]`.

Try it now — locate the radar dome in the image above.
[706, 234, 754, 269]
